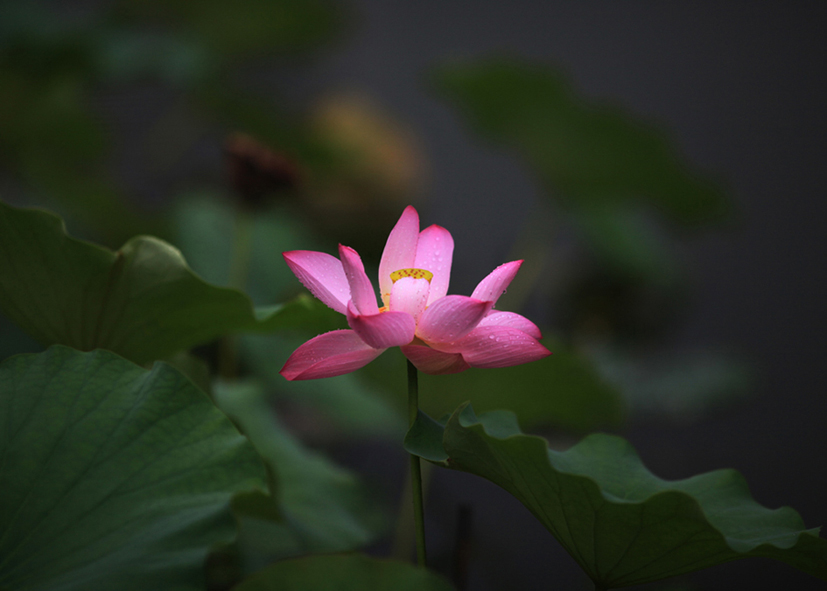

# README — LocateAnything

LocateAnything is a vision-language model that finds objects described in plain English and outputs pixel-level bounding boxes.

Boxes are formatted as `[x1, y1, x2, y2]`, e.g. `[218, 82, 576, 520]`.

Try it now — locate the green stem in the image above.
[218, 211, 254, 380]
[407, 359, 427, 567]
[228, 211, 254, 291]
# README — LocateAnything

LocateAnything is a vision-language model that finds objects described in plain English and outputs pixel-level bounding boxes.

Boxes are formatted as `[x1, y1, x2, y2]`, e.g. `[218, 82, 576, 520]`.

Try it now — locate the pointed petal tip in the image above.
[279, 366, 298, 381]
[279, 329, 384, 380]
[471, 260, 523, 305]
[338, 244, 379, 315]
[396, 205, 420, 229]
[338, 243, 356, 257]
[282, 250, 350, 315]
[414, 224, 454, 305]
[379, 206, 421, 300]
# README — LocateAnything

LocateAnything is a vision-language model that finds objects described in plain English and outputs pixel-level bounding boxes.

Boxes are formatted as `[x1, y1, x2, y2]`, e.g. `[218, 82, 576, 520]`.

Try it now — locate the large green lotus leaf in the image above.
[364, 343, 623, 432]
[233, 554, 453, 591]
[433, 58, 728, 225]
[0, 346, 266, 591]
[0, 200, 339, 365]
[405, 403, 827, 588]
[213, 381, 386, 567]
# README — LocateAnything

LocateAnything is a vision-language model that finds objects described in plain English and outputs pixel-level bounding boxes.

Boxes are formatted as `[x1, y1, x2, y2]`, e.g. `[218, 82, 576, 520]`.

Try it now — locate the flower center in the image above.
[390, 268, 433, 283]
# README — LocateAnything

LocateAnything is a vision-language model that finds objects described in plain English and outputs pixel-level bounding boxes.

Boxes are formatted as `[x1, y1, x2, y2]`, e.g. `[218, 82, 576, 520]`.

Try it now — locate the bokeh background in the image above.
[1, 1, 825, 589]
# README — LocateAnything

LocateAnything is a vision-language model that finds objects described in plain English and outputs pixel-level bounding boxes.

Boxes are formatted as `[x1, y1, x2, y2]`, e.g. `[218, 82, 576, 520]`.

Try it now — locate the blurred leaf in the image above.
[230, 490, 303, 573]
[113, 0, 343, 57]
[364, 342, 624, 432]
[194, 85, 323, 166]
[590, 346, 754, 419]
[0, 312, 42, 362]
[241, 332, 404, 438]
[233, 554, 454, 591]
[173, 194, 401, 436]
[20, 160, 157, 248]
[165, 350, 214, 395]
[406, 403, 827, 588]
[214, 381, 386, 568]
[0, 74, 103, 163]
[571, 202, 680, 284]
[433, 58, 729, 224]
[173, 193, 317, 305]
[0, 346, 266, 591]
[0, 4, 94, 78]
[0, 66, 153, 246]
[0, 201, 335, 365]
[93, 29, 215, 85]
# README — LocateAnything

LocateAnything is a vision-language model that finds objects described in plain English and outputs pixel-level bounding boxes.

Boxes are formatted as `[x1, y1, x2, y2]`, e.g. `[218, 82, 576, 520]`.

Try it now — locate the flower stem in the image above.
[218, 211, 253, 380]
[407, 359, 427, 567]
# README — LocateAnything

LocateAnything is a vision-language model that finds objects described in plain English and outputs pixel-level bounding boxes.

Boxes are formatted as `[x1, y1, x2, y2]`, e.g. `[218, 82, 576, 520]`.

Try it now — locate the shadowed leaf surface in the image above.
[214, 381, 386, 569]
[405, 403, 827, 588]
[433, 58, 729, 224]
[0, 201, 338, 365]
[232, 554, 453, 591]
[0, 346, 266, 591]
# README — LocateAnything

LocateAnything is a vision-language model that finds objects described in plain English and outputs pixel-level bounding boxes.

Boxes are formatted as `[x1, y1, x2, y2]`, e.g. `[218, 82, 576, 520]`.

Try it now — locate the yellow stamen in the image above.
[390, 268, 433, 283]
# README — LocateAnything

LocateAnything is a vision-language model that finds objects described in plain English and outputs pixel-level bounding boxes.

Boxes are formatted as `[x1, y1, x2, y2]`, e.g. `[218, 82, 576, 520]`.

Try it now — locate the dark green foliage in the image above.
[0, 346, 266, 590]
[406, 403, 827, 588]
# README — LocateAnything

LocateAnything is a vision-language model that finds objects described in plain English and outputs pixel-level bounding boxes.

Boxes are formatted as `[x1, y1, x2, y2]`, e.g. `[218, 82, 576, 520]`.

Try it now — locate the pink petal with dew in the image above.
[389, 276, 430, 323]
[471, 260, 523, 306]
[416, 295, 493, 344]
[378, 205, 420, 305]
[478, 310, 542, 340]
[283, 251, 350, 314]
[346, 301, 416, 349]
[280, 329, 385, 380]
[401, 344, 470, 375]
[339, 244, 379, 315]
[413, 224, 454, 306]
[456, 325, 551, 369]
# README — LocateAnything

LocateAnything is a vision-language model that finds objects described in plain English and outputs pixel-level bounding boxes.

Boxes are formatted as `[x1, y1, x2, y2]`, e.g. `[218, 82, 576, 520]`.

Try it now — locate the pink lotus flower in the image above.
[280, 206, 551, 380]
